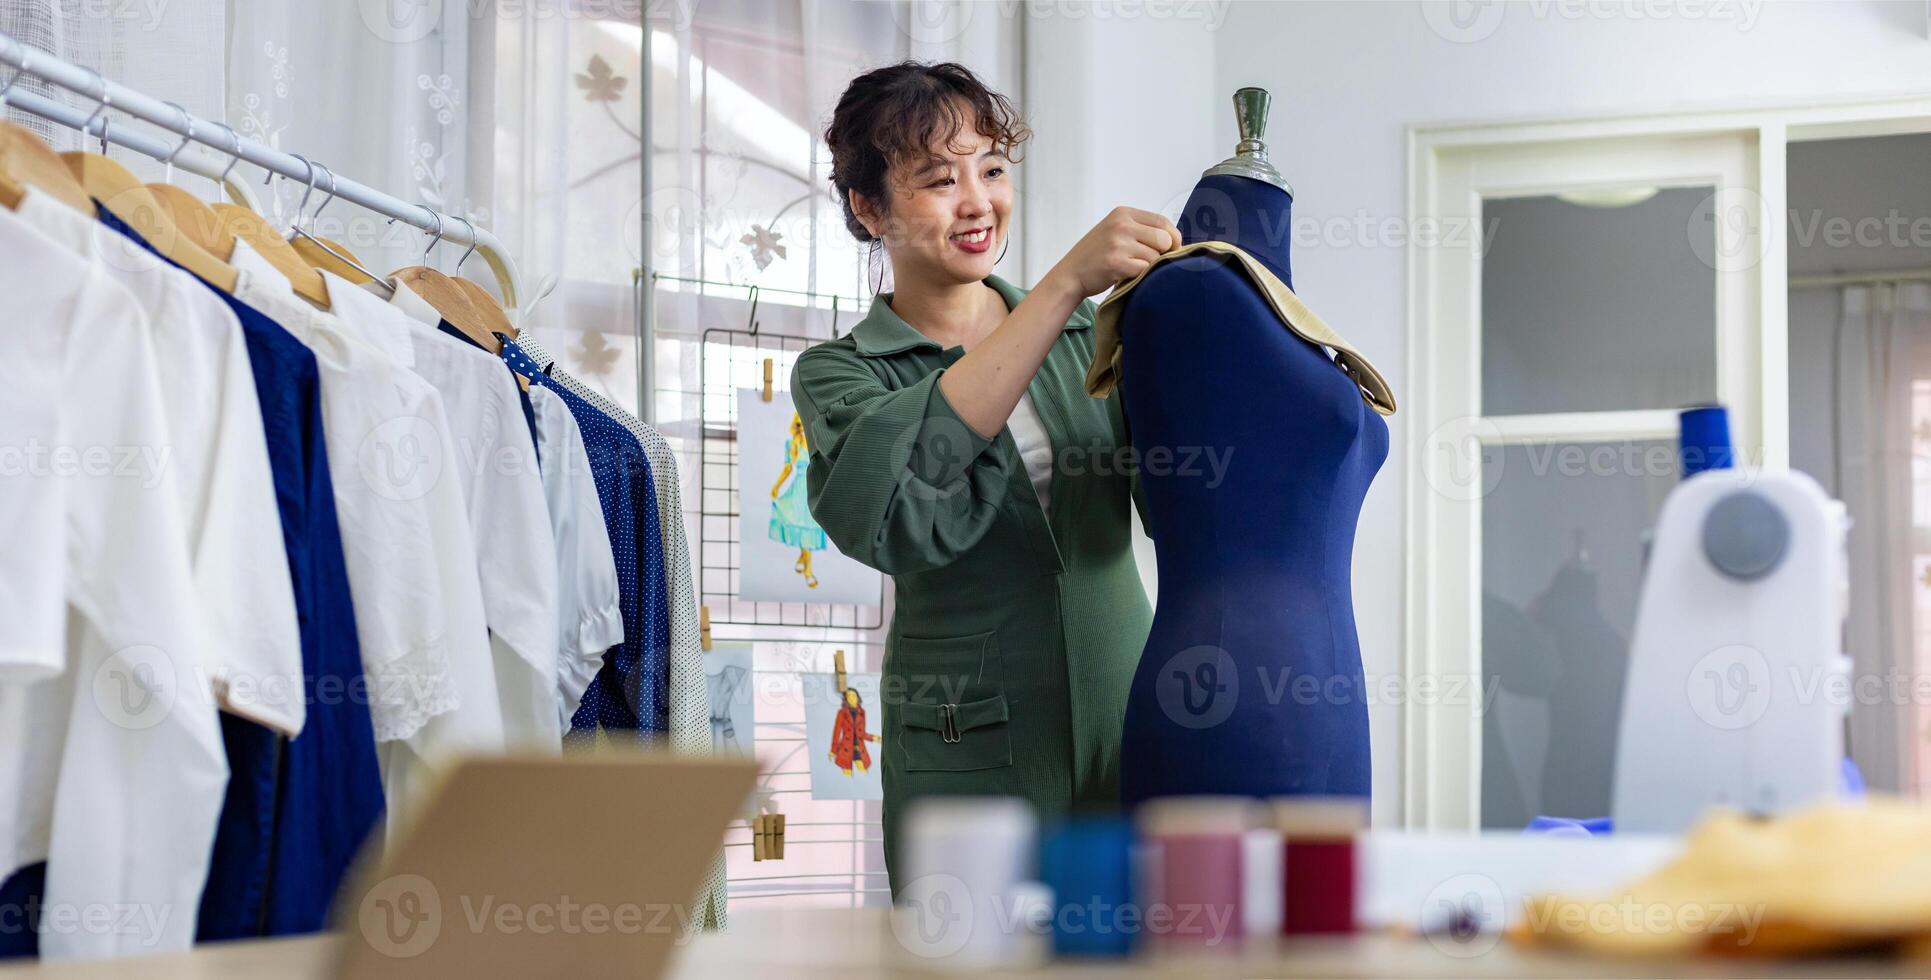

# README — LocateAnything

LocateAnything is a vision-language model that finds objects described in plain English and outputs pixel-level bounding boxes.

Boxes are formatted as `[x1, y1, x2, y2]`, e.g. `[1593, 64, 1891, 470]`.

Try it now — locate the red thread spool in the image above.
[1137, 797, 1259, 954]
[1274, 797, 1366, 936]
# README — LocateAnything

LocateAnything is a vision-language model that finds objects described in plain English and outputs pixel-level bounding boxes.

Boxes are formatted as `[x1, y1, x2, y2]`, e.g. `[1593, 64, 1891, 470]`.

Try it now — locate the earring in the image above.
[867, 240, 884, 296]
[995, 233, 1010, 266]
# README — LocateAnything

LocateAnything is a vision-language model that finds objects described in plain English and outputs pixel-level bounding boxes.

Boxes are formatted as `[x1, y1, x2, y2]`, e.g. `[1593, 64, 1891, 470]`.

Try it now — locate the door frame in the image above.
[1403, 96, 1931, 831]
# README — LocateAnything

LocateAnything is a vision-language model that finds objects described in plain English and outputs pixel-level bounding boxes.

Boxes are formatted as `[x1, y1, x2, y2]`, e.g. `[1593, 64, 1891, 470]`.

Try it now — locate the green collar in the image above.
[850, 272, 1092, 357]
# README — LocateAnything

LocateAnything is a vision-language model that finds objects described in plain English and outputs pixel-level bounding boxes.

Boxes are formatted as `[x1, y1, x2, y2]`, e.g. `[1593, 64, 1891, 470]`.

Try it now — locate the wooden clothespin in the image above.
[833, 650, 847, 696]
[751, 812, 787, 862]
[761, 358, 774, 402]
[699, 606, 714, 652]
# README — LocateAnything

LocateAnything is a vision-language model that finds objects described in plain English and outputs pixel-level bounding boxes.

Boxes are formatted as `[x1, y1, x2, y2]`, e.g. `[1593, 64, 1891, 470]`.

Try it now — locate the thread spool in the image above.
[893, 796, 1038, 968]
[1137, 797, 1256, 954]
[1040, 816, 1137, 957]
[1242, 827, 1284, 936]
[1679, 404, 1734, 478]
[1274, 796, 1366, 935]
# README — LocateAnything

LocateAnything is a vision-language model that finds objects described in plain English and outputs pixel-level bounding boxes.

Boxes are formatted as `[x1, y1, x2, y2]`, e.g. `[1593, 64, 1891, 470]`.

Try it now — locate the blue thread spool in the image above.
[1679, 405, 1734, 478]
[1039, 816, 1137, 957]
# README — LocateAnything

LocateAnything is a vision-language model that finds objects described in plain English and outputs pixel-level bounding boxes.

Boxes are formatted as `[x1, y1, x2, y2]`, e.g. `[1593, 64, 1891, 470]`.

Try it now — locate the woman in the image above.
[790, 60, 1182, 892]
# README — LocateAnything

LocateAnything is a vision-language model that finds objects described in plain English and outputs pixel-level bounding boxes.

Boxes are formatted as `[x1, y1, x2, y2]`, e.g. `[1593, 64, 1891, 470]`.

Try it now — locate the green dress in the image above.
[788, 273, 1153, 894]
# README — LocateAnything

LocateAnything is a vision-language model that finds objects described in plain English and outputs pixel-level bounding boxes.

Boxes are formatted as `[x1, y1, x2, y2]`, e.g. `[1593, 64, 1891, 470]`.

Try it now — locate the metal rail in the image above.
[0, 32, 521, 304]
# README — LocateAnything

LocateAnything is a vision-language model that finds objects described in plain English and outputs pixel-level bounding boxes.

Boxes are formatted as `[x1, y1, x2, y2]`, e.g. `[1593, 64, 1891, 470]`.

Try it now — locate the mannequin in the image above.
[1116, 91, 1389, 806]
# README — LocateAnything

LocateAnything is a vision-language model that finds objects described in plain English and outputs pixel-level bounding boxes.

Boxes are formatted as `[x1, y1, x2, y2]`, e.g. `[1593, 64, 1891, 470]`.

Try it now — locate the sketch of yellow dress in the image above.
[769, 412, 826, 587]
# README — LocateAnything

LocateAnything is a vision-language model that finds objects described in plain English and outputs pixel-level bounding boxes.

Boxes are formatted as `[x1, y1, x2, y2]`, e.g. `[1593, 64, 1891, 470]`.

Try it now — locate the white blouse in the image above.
[327, 269, 561, 752]
[1009, 391, 1054, 515]
[16, 190, 305, 737]
[0, 202, 228, 960]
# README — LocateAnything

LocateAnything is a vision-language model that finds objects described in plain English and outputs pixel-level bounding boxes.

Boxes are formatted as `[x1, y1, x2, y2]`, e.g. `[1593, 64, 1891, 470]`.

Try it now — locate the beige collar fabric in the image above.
[1084, 239, 1397, 416]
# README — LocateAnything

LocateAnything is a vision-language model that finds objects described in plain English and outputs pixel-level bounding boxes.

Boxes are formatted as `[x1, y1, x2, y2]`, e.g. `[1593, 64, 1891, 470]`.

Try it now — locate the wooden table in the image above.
[0, 908, 1914, 979]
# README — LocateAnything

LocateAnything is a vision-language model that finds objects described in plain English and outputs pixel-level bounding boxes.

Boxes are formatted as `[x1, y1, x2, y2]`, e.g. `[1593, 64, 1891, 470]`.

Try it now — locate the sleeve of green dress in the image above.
[790, 347, 1017, 576]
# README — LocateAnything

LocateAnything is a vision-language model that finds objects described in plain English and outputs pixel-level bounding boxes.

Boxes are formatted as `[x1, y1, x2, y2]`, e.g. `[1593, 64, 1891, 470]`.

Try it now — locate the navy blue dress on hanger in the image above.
[1117, 174, 1387, 806]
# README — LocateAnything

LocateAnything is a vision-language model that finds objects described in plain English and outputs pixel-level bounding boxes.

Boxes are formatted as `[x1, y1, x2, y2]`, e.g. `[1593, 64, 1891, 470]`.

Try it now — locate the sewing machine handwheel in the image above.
[1701, 490, 1789, 582]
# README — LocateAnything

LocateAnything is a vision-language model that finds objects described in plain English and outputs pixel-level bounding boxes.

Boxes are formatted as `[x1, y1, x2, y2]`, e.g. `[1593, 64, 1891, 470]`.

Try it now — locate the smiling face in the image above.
[849, 102, 1014, 290]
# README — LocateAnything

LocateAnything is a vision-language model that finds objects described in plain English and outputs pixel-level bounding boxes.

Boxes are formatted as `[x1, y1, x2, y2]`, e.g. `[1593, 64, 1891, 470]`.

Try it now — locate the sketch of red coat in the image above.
[829, 703, 878, 774]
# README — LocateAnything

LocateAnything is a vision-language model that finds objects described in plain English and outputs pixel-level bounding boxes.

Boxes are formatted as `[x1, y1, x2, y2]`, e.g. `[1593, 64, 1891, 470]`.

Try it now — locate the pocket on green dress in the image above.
[888, 630, 1013, 772]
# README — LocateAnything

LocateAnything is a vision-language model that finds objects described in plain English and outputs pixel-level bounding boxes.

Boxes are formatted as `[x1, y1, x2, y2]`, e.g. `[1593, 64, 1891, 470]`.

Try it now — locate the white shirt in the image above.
[229, 242, 471, 746]
[326, 271, 561, 750]
[1009, 391, 1054, 515]
[227, 246, 504, 826]
[15, 189, 304, 735]
[378, 282, 621, 731]
[0, 204, 227, 960]
[529, 385, 624, 726]
[0, 219, 68, 681]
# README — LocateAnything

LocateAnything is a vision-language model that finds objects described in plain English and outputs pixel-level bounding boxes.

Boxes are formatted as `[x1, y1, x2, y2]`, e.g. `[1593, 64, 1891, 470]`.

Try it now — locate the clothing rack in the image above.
[0, 33, 522, 305]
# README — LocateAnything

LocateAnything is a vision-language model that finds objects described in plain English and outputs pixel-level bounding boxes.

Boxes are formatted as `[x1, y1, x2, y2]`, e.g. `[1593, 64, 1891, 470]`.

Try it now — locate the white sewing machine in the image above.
[1612, 467, 1852, 834]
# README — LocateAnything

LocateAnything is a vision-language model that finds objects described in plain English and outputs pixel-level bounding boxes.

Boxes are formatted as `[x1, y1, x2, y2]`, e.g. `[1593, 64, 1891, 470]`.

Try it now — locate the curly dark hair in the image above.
[823, 60, 1031, 245]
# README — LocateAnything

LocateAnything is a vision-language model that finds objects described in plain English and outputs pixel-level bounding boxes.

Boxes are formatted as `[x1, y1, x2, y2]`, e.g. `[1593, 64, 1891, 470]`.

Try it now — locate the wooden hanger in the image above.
[282, 158, 388, 290]
[449, 218, 528, 390]
[445, 215, 516, 341]
[0, 51, 93, 213]
[60, 89, 249, 294]
[149, 183, 233, 257]
[453, 273, 529, 391]
[67, 149, 242, 295]
[211, 202, 329, 307]
[59, 72, 237, 292]
[402, 259, 527, 395]
[0, 144, 20, 210]
[392, 209, 499, 350]
[295, 235, 375, 284]
[142, 104, 234, 258]
[455, 277, 516, 339]
[67, 147, 239, 294]
[395, 265, 501, 345]
[0, 122, 91, 213]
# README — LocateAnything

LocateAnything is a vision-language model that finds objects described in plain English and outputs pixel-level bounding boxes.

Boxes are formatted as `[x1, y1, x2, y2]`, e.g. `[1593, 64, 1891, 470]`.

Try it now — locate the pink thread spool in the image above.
[1274, 797, 1366, 936]
[1137, 797, 1259, 954]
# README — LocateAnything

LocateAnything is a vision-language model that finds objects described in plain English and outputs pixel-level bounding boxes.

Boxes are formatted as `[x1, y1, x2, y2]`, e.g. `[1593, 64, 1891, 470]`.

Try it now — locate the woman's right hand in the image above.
[1044, 206, 1185, 300]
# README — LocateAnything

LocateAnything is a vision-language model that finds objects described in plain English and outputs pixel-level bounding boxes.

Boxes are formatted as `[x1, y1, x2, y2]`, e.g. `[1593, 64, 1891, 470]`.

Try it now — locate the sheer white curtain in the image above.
[0, 0, 224, 182]
[482, 5, 645, 405]
[1835, 282, 1931, 794]
[227, 3, 483, 276]
[3, 2, 492, 279]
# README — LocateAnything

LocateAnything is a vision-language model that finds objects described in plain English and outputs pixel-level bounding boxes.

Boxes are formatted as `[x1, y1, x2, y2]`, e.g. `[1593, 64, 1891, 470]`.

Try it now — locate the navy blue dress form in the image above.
[1118, 175, 1387, 805]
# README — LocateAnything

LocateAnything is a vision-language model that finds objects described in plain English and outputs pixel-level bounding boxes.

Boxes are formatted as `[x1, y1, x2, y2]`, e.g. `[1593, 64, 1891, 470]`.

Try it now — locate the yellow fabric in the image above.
[1083, 239, 1397, 416]
[1514, 801, 1931, 959]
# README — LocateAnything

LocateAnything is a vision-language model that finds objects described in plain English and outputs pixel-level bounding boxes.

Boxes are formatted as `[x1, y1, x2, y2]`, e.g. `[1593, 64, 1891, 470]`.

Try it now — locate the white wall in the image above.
[1019, 4, 1220, 278]
[1020, 4, 1220, 598]
[1020, 0, 1931, 826]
